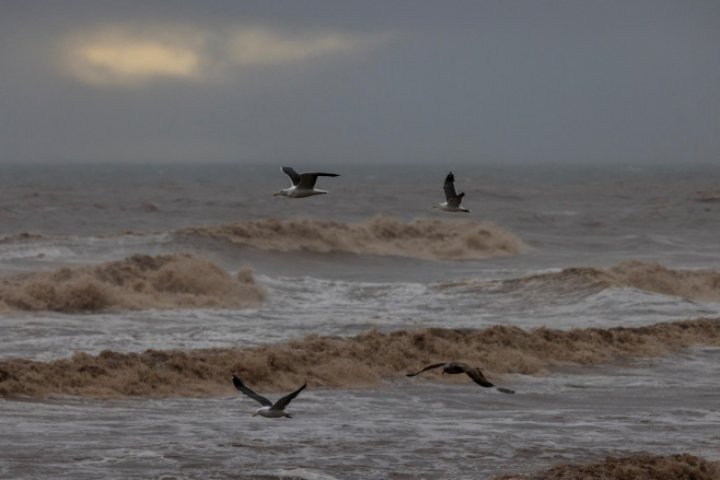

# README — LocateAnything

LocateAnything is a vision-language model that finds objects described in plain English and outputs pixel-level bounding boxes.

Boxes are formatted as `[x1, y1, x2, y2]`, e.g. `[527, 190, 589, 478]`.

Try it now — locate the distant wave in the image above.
[1, 318, 718, 398]
[696, 190, 720, 203]
[495, 453, 719, 480]
[0, 232, 47, 244]
[178, 216, 526, 260]
[0, 254, 264, 313]
[446, 261, 720, 302]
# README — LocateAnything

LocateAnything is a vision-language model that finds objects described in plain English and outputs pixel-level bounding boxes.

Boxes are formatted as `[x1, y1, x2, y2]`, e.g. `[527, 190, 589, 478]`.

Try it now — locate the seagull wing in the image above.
[406, 362, 448, 377]
[282, 167, 302, 187]
[297, 172, 340, 190]
[460, 365, 495, 388]
[448, 192, 465, 208]
[443, 172, 459, 201]
[232, 375, 273, 407]
[272, 383, 307, 411]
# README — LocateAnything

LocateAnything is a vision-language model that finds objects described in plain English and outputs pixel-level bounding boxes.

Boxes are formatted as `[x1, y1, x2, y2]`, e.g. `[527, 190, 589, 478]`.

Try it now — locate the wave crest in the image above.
[179, 216, 526, 260]
[0, 254, 264, 313]
[453, 261, 720, 301]
[1, 318, 718, 398]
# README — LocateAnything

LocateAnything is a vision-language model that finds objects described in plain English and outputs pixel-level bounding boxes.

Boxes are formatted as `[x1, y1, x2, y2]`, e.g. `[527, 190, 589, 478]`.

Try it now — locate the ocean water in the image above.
[1, 163, 719, 479]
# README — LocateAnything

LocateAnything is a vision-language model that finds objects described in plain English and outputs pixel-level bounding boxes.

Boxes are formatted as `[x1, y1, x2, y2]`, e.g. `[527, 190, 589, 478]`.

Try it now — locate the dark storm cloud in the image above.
[1, 0, 719, 165]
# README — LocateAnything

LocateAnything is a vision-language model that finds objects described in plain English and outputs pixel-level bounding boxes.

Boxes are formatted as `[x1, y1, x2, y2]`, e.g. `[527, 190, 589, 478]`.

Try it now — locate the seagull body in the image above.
[406, 361, 515, 394]
[232, 375, 307, 418]
[436, 172, 470, 212]
[274, 166, 339, 198]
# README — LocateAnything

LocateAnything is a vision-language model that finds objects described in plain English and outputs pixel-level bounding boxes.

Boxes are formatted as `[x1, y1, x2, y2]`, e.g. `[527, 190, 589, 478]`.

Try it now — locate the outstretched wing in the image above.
[460, 365, 495, 388]
[443, 172, 466, 207]
[406, 362, 448, 377]
[443, 172, 458, 200]
[272, 383, 307, 411]
[281, 167, 302, 186]
[297, 172, 339, 190]
[232, 375, 272, 407]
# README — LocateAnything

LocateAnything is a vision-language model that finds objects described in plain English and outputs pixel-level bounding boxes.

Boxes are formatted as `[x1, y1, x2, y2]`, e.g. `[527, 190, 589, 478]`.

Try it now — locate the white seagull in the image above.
[232, 375, 307, 418]
[406, 362, 514, 394]
[274, 166, 340, 198]
[435, 172, 470, 212]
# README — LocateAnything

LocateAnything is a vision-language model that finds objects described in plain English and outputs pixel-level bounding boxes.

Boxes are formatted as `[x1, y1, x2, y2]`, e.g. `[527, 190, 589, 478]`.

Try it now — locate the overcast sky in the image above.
[1, 1, 718, 165]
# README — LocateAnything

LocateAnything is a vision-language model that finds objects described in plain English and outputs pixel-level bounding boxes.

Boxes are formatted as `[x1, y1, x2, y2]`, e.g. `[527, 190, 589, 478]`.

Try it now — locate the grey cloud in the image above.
[1, 0, 719, 165]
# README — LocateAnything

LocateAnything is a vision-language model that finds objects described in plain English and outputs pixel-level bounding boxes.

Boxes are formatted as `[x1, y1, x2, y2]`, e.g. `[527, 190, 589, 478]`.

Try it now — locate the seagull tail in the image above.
[496, 387, 515, 394]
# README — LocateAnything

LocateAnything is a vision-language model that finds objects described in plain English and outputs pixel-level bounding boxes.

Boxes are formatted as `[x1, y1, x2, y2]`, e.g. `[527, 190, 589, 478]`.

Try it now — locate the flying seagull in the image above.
[232, 375, 307, 418]
[406, 362, 515, 394]
[274, 166, 340, 198]
[435, 172, 470, 212]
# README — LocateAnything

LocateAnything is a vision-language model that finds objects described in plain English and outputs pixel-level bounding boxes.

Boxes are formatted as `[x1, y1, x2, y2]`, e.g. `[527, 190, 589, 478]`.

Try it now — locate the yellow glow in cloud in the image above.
[79, 42, 198, 78]
[227, 28, 358, 65]
[62, 26, 205, 86]
[61, 24, 389, 87]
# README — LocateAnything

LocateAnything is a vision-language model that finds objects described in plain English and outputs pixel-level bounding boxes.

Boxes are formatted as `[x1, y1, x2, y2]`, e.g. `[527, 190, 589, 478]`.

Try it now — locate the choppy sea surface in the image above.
[1, 163, 719, 479]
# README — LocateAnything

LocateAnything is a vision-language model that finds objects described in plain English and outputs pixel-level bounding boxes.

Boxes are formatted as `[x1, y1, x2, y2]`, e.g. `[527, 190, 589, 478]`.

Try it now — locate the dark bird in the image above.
[406, 362, 514, 394]
[274, 166, 339, 198]
[435, 171, 470, 212]
[232, 375, 307, 418]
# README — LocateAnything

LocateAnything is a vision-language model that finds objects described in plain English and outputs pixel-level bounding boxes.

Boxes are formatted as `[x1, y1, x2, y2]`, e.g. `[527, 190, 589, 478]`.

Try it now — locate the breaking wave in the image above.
[178, 216, 526, 260]
[450, 261, 720, 302]
[495, 453, 720, 480]
[1, 318, 718, 398]
[0, 254, 264, 313]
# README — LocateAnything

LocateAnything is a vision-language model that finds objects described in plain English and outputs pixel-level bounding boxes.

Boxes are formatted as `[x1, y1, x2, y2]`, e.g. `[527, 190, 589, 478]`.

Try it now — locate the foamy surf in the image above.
[0, 254, 264, 313]
[178, 215, 526, 260]
[495, 453, 720, 480]
[1, 318, 718, 398]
